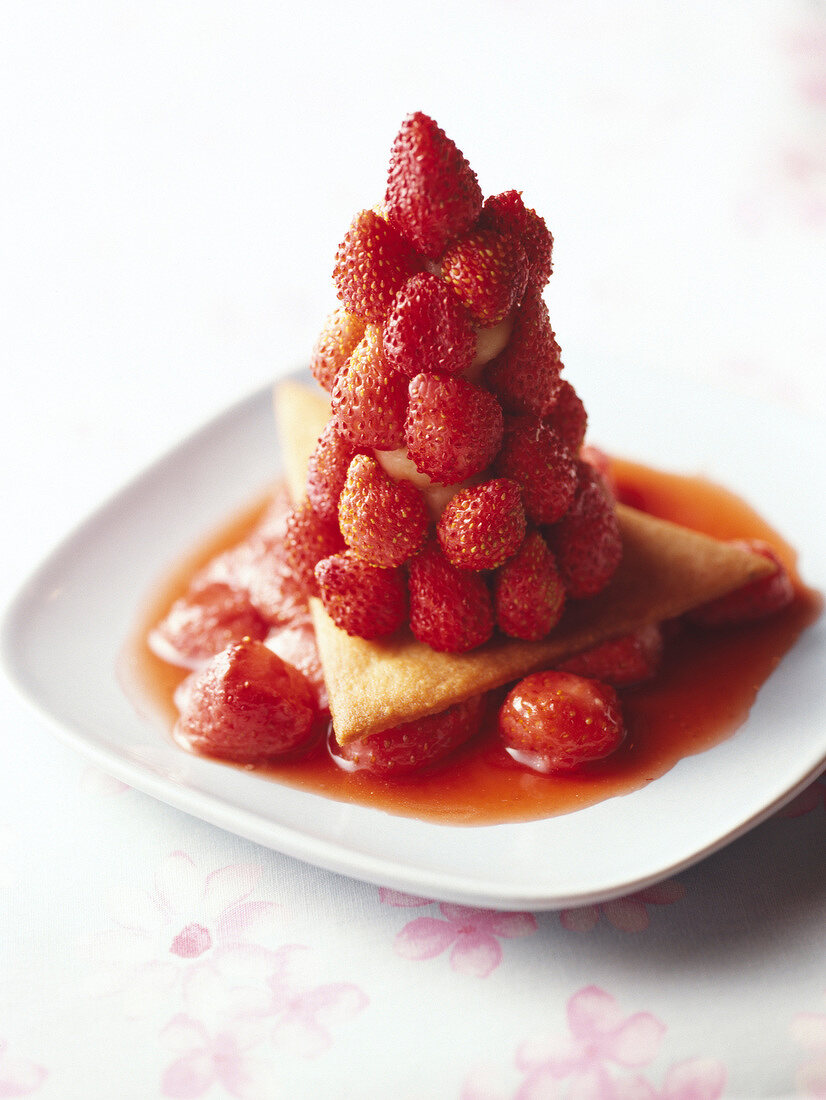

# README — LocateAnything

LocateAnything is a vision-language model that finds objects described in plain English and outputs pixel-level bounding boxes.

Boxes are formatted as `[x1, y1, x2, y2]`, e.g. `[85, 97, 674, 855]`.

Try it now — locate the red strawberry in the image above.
[333, 209, 421, 323]
[493, 530, 566, 640]
[202, 533, 311, 629]
[499, 670, 625, 774]
[385, 112, 483, 260]
[436, 478, 526, 570]
[338, 454, 430, 567]
[174, 639, 318, 763]
[560, 624, 663, 686]
[309, 308, 366, 392]
[149, 581, 269, 669]
[687, 541, 794, 627]
[550, 461, 622, 599]
[332, 693, 486, 776]
[265, 623, 328, 711]
[546, 378, 587, 455]
[496, 416, 578, 524]
[408, 540, 494, 652]
[284, 499, 345, 597]
[485, 284, 563, 416]
[315, 551, 407, 639]
[405, 373, 504, 485]
[331, 326, 408, 449]
[306, 420, 359, 522]
[481, 190, 554, 288]
[382, 272, 476, 377]
[441, 228, 529, 326]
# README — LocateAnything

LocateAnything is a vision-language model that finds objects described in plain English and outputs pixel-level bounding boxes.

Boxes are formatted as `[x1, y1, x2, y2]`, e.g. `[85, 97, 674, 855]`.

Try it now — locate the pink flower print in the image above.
[0, 1039, 47, 1097]
[780, 774, 826, 818]
[88, 851, 280, 1017]
[560, 880, 685, 934]
[394, 904, 538, 978]
[515, 985, 665, 1098]
[791, 996, 826, 1096]
[159, 1015, 275, 1100]
[261, 945, 368, 1058]
[615, 1058, 726, 1100]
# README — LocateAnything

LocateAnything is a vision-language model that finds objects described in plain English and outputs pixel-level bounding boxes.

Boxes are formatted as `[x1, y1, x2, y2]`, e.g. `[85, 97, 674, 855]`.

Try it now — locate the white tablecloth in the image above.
[2, 3, 825, 1096]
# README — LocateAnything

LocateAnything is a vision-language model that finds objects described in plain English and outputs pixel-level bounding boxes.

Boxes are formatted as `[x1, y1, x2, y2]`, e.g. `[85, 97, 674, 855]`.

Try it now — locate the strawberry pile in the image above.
[292, 112, 622, 653]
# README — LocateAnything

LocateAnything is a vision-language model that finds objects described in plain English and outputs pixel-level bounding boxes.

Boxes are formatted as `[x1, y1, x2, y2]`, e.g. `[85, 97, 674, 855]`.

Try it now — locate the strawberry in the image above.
[203, 534, 311, 629]
[265, 623, 328, 711]
[331, 326, 408, 449]
[315, 551, 407, 639]
[441, 228, 529, 326]
[333, 209, 422, 323]
[687, 541, 795, 627]
[499, 670, 625, 774]
[385, 112, 483, 260]
[405, 373, 504, 485]
[481, 190, 554, 288]
[436, 478, 526, 571]
[546, 378, 587, 455]
[485, 283, 563, 416]
[560, 623, 663, 686]
[332, 693, 486, 776]
[149, 581, 269, 669]
[550, 461, 622, 599]
[382, 272, 476, 377]
[309, 308, 366, 392]
[408, 540, 494, 652]
[174, 639, 318, 763]
[284, 499, 345, 597]
[338, 454, 430, 567]
[306, 420, 359, 522]
[495, 416, 578, 524]
[493, 530, 566, 640]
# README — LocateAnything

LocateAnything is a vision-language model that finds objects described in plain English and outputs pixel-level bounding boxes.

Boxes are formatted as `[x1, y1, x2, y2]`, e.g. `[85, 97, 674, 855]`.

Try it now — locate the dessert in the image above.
[141, 113, 817, 821]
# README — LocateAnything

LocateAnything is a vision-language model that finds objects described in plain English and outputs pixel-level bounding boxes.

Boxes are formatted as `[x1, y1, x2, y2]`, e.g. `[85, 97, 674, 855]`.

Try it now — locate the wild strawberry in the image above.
[408, 540, 494, 652]
[481, 190, 553, 288]
[441, 228, 529, 326]
[546, 378, 587, 454]
[385, 111, 483, 260]
[333, 209, 421, 323]
[496, 417, 578, 524]
[405, 373, 504, 485]
[560, 624, 663, 686]
[485, 284, 563, 416]
[436, 478, 525, 571]
[174, 639, 318, 763]
[382, 272, 476, 377]
[284, 499, 345, 597]
[315, 551, 407, 639]
[499, 670, 625, 774]
[331, 327, 408, 449]
[332, 694, 486, 776]
[550, 461, 622, 599]
[204, 534, 311, 629]
[149, 581, 269, 669]
[580, 444, 617, 496]
[493, 530, 566, 640]
[338, 454, 429, 567]
[687, 541, 795, 627]
[306, 420, 359, 522]
[309, 308, 366, 392]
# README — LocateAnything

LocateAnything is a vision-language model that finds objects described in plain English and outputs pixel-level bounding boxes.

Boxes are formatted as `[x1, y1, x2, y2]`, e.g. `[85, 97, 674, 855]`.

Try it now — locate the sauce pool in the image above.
[126, 459, 820, 826]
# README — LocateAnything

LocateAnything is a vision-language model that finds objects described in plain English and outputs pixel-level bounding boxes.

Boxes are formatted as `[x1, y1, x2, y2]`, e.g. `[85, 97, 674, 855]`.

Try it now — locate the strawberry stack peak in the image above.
[288, 112, 622, 653]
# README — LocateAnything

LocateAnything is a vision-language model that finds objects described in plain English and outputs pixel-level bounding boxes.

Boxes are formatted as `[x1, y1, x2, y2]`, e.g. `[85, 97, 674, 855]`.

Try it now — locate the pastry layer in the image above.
[274, 380, 774, 743]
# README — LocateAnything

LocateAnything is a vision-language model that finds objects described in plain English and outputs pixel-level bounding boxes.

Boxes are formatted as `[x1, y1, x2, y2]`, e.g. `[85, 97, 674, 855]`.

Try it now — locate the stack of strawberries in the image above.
[285, 111, 622, 654]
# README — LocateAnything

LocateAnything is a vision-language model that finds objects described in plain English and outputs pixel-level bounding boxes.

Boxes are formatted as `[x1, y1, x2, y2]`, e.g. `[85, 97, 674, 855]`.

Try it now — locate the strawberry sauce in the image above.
[129, 460, 820, 826]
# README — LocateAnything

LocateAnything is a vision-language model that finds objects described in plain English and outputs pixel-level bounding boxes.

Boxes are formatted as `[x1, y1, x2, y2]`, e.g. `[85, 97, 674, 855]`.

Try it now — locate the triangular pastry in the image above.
[275, 380, 774, 743]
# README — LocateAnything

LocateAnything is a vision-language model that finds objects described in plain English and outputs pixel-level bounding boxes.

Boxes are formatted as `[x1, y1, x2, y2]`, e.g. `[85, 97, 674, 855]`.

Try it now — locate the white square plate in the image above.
[2, 365, 824, 910]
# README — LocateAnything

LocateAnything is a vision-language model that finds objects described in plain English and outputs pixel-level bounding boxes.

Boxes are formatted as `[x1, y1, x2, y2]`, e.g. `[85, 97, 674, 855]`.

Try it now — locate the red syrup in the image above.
[128, 460, 821, 826]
